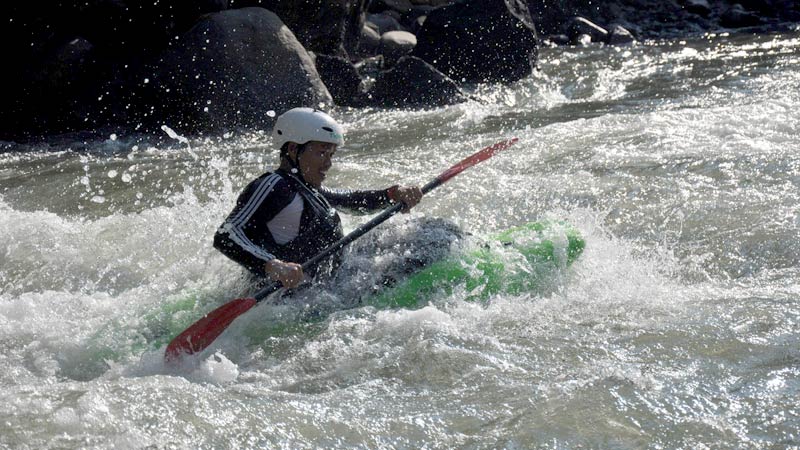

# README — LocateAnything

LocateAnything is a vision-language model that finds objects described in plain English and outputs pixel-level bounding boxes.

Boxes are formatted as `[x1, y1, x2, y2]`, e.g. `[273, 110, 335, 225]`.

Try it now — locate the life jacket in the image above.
[270, 170, 344, 276]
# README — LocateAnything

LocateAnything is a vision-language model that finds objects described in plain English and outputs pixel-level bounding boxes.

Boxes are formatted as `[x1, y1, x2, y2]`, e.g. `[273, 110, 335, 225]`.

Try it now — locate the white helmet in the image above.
[272, 107, 344, 149]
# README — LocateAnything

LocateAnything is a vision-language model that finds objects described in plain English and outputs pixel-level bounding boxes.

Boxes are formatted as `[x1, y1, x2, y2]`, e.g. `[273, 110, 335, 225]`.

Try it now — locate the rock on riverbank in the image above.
[3, 0, 798, 140]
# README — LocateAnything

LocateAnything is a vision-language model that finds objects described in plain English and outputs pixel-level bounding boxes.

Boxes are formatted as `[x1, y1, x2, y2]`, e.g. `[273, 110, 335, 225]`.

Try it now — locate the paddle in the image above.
[164, 137, 519, 363]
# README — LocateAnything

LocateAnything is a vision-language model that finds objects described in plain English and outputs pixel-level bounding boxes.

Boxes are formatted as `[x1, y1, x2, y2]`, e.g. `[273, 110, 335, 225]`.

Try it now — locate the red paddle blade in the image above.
[164, 297, 257, 363]
[436, 138, 518, 185]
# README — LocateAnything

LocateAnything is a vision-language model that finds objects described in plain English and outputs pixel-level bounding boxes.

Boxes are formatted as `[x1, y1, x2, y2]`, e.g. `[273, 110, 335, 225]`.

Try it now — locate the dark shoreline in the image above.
[3, 0, 798, 143]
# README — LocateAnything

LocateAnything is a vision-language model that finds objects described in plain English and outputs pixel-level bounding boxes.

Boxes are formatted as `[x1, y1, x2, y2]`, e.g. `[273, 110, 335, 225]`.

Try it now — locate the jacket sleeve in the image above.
[213, 174, 295, 275]
[320, 186, 395, 215]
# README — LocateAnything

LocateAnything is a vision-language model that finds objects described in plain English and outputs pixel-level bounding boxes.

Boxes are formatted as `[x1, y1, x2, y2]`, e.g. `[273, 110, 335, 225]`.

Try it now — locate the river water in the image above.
[1, 30, 799, 449]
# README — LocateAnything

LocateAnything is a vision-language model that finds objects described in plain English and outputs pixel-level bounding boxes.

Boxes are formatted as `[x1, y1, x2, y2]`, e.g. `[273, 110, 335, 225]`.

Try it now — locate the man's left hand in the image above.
[390, 185, 423, 213]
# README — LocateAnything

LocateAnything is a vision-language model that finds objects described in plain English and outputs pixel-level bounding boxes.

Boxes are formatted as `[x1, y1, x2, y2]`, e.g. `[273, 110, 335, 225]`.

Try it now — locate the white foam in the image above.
[192, 352, 240, 384]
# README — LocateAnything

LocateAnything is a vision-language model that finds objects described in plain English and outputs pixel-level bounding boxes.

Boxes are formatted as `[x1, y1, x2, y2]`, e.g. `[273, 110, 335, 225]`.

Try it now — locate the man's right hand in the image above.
[264, 259, 304, 288]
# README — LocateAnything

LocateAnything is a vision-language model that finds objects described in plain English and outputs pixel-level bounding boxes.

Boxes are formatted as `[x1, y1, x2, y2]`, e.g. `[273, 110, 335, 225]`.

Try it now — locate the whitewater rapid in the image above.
[1, 30, 799, 448]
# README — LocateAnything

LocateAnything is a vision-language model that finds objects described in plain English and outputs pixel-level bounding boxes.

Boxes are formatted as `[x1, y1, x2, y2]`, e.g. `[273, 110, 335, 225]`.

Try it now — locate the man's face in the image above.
[295, 140, 337, 188]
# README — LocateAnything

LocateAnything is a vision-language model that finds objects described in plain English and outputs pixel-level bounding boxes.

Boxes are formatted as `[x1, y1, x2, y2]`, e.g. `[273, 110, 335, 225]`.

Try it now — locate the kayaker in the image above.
[214, 107, 423, 289]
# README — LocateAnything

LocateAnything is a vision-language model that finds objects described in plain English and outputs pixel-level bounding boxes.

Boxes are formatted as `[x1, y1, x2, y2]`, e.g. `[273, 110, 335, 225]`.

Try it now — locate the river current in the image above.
[1, 30, 799, 449]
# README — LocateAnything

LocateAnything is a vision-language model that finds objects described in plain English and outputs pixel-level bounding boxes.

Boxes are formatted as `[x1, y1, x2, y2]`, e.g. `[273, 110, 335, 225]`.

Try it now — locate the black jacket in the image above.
[214, 169, 394, 277]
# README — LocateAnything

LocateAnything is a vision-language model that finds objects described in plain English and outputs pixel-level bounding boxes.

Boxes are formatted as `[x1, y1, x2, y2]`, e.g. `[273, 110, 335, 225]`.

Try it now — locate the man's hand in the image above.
[389, 185, 423, 213]
[264, 259, 304, 288]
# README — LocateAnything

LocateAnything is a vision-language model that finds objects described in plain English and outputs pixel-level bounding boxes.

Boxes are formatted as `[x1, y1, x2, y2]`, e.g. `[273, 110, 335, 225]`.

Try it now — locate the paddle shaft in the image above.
[252, 138, 518, 303]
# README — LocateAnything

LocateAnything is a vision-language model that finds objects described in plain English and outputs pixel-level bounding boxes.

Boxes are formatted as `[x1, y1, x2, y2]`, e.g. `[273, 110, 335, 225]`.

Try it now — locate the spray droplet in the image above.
[107, 170, 118, 178]
[161, 125, 189, 144]
[267, 110, 276, 118]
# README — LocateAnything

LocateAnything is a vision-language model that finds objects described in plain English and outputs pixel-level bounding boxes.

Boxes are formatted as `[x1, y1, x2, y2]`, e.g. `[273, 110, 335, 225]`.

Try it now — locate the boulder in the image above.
[370, 0, 415, 14]
[720, 4, 762, 28]
[314, 54, 365, 107]
[527, 1, 704, 41]
[607, 25, 636, 45]
[545, 34, 570, 46]
[682, 0, 712, 18]
[735, 0, 779, 16]
[70, 0, 228, 55]
[384, 0, 443, 27]
[367, 12, 406, 34]
[357, 24, 382, 56]
[411, 0, 539, 84]
[17, 38, 103, 135]
[384, 9, 405, 23]
[411, 14, 428, 34]
[2, 0, 235, 135]
[367, 56, 467, 107]
[355, 55, 385, 82]
[403, 7, 433, 33]
[143, 8, 331, 132]
[380, 30, 418, 66]
[233, 0, 365, 56]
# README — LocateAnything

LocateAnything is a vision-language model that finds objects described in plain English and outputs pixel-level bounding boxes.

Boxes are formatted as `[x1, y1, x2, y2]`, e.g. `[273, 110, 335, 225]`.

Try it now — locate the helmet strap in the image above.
[288, 143, 308, 179]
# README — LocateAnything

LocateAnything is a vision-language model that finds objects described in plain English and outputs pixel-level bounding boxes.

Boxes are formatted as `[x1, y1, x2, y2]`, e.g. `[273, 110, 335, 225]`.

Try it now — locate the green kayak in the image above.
[86, 220, 584, 364]
[368, 220, 585, 307]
